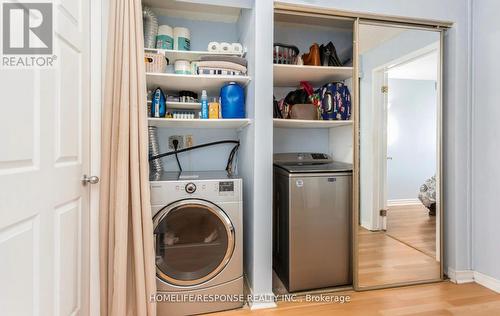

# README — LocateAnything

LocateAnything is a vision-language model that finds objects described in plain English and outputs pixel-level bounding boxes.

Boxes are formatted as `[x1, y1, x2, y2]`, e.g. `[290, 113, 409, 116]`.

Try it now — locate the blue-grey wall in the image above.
[156, 16, 238, 51]
[281, 0, 473, 274]
[471, 0, 500, 280]
[274, 22, 353, 64]
[387, 79, 437, 201]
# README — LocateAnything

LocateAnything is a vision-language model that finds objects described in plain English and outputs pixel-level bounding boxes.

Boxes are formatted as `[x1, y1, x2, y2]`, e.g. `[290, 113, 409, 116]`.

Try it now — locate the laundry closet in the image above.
[141, 0, 449, 314]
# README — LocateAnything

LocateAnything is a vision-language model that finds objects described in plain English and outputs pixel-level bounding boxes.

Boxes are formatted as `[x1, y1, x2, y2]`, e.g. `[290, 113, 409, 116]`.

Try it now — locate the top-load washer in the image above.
[150, 171, 243, 316]
[273, 153, 353, 292]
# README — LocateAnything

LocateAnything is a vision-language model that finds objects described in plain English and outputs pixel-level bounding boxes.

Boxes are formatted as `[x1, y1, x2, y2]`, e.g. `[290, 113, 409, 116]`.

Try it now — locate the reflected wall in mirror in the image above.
[357, 23, 442, 288]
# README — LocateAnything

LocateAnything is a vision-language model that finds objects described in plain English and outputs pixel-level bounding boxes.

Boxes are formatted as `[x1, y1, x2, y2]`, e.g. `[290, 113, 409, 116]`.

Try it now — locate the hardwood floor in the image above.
[386, 203, 436, 258]
[212, 282, 500, 316]
[358, 227, 440, 287]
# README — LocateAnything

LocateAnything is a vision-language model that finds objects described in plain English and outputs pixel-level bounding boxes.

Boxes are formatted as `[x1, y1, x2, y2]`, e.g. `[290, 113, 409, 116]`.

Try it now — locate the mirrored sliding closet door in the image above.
[355, 22, 443, 289]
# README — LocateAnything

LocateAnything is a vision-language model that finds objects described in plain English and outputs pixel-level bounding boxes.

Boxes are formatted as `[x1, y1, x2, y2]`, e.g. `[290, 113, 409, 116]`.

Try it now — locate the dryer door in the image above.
[153, 199, 235, 286]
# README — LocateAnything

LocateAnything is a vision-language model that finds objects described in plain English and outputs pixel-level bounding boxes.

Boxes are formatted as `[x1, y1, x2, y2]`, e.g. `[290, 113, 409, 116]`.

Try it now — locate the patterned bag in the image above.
[319, 82, 351, 120]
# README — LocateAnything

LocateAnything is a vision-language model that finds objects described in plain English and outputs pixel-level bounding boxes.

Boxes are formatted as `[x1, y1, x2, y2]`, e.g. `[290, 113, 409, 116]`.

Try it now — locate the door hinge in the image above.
[381, 85, 389, 93]
[379, 209, 387, 217]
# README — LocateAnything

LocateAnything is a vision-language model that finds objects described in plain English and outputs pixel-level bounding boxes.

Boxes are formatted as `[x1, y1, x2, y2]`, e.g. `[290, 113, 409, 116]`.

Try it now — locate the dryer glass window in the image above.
[154, 202, 233, 285]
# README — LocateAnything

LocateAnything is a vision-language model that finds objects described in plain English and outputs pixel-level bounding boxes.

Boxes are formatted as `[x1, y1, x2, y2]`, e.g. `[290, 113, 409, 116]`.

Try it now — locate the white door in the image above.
[0, 0, 92, 315]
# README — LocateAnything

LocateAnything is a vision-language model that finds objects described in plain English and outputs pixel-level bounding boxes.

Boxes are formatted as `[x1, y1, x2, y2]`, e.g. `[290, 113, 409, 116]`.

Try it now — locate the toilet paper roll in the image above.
[220, 42, 231, 53]
[207, 42, 220, 52]
[231, 43, 243, 54]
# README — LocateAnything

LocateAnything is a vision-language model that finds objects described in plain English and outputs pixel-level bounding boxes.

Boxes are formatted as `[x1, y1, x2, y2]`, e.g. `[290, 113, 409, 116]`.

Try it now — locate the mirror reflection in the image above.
[357, 24, 441, 288]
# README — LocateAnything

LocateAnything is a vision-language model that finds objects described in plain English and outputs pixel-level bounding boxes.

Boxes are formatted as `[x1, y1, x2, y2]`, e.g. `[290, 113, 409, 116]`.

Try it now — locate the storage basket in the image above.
[144, 52, 168, 73]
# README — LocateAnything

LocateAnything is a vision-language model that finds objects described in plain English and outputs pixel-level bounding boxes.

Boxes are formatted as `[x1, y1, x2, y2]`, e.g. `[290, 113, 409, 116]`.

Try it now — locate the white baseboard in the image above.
[474, 271, 500, 293]
[446, 267, 500, 293]
[248, 299, 278, 310]
[387, 198, 421, 206]
[360, 220, 376, 231]
[446, 267, 474, 284]
[247, 292, 277, 310]
[243, 274, 277, 310]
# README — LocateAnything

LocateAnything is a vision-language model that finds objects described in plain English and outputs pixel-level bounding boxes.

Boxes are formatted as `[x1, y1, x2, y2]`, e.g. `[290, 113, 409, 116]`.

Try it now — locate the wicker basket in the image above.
[144, 52, 168, 73]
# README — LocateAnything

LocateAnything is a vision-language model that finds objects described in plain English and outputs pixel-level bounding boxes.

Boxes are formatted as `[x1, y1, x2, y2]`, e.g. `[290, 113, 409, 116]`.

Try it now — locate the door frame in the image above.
[370, 42, 439, 231]
[89, 0, 105, 314]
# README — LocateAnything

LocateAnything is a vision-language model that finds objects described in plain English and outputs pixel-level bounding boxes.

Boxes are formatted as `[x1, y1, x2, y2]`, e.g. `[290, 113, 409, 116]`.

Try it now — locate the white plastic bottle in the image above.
[201, 90, 209, 119]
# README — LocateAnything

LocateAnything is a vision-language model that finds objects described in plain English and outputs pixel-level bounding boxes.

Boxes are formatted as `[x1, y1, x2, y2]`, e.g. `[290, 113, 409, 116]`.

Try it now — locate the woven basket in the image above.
[144, 52, 168, 73]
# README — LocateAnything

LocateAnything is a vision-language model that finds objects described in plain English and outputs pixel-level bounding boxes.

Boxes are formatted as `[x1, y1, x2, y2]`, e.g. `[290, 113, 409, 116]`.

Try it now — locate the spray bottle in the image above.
[201, 90, 208, 119]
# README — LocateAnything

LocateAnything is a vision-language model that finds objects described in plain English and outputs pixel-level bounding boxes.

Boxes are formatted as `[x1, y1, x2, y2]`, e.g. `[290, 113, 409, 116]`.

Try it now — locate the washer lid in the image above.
[274, 152, 333, 165]
[274, 161, 353, 173]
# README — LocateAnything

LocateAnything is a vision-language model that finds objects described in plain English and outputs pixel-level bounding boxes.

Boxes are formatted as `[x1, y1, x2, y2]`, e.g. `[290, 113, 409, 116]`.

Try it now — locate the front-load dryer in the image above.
[150, 171, 243, 316]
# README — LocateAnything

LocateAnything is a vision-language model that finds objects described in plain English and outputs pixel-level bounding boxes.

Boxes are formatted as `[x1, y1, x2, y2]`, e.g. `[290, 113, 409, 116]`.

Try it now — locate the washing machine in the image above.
[273, 153, 352, 292]
[150, 171, 244, 316]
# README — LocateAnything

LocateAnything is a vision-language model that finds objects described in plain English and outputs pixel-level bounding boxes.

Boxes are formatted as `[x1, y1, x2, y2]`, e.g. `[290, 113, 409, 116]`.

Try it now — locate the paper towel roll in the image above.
[173, 27, 190, 51]
[231, 43, 243, 54]
[156, 25, 173, 49]
[208, 42, 220, 52]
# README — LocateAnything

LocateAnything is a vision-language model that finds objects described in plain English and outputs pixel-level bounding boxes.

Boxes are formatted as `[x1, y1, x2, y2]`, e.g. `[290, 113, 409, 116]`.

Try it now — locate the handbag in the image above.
[289, 104, 318, 120]
[319, 82, 351, 120]
[277, 82, 320, 119]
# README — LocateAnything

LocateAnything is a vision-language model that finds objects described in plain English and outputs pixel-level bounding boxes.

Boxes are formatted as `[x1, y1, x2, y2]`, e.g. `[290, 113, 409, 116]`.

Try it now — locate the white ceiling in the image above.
[388, 51, 438, 81]
[359, 25, 405, 54]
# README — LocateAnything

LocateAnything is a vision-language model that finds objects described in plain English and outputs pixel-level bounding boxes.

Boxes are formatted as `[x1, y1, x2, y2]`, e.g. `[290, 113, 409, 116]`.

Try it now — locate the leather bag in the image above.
[302, 43, 321, 66]
[289, 103, 318, 120]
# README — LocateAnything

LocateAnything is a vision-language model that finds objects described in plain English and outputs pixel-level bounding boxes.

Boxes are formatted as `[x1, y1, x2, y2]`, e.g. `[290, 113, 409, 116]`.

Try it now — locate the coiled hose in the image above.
[143, 6, 158, 49]
[148, 126, 163, 174]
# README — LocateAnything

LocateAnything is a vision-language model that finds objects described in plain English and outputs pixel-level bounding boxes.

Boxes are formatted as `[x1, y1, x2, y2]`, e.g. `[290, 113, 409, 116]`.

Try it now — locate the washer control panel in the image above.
[172, 181, 235, 196]
[150, 176, 241, 205]
[218, 181, 234, 196]
[185, 182, 197, 194]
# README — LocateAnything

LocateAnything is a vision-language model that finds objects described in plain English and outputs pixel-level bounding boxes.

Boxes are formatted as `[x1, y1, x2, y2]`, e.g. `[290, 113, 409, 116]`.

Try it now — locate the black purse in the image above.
[320, 41, 343, 67]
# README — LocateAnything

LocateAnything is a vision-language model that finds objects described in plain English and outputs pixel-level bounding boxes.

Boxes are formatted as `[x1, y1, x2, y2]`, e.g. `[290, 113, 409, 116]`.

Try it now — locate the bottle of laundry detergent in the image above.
[221, 82, 245, 118]
[201, 90, 209, 119]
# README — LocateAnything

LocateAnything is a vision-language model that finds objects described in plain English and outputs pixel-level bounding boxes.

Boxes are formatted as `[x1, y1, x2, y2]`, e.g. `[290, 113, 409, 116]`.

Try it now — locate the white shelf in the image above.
[146, 72, 251, 95]
[273, 119, 353, 129]
[145, 48, 244, 62]
[148, 118, 251, 129]
[273, 64, 353, 87]
[141, 0, 249, 23]
[148, 101, 201, 110]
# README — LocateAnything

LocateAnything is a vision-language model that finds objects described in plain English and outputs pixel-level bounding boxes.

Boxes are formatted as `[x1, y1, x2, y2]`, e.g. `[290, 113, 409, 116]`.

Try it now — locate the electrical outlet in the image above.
[185, 135, 193, 148]
[168, 135, 184, 149]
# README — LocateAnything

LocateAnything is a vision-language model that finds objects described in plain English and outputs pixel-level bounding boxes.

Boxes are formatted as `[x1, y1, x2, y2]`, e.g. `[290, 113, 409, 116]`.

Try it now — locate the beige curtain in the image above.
[99, 0, 156, 315]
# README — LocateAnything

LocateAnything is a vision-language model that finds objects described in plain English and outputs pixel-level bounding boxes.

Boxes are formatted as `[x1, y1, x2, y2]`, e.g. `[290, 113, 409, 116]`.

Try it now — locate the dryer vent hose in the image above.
[148, 126, 163, 174]
[143, 6, 158, 49]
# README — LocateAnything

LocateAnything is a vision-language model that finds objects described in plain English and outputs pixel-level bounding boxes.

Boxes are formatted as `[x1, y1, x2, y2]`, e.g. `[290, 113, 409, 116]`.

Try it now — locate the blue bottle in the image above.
[220, 82, 245, 118]
[201, 90, 208, 119]
[151, 87, 166, 118]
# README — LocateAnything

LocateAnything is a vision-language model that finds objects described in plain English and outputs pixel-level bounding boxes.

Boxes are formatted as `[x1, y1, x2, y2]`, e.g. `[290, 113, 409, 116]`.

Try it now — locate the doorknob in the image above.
[82, 174, 100, 185]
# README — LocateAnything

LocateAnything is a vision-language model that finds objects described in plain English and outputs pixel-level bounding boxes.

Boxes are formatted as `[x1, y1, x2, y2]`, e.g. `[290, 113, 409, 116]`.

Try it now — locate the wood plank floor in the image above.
[212, 282, 500, 316]
[386, 203, 436, 258]
[358, 228, 440, 287]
